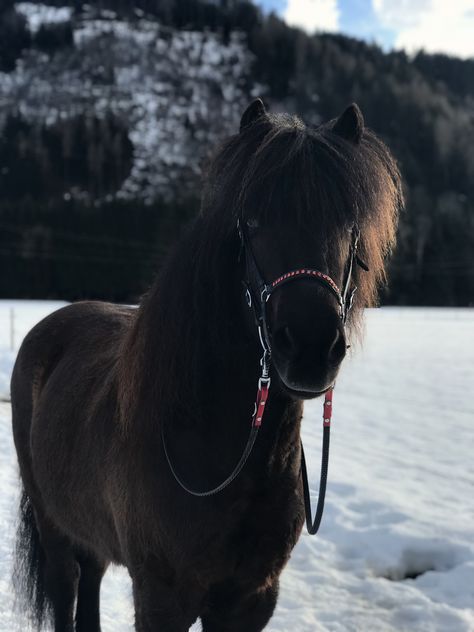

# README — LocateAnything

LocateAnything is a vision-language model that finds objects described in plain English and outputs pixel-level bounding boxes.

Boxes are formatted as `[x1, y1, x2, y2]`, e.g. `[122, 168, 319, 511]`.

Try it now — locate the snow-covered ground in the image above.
[1, 301, 473, 631]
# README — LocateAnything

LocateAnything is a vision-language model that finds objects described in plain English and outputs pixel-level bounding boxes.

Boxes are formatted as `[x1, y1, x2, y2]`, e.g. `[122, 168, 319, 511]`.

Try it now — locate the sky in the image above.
[255, 0, 474, 59]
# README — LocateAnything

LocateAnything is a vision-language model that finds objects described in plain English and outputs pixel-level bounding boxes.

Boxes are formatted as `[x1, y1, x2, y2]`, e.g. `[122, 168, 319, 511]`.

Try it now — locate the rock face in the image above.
[1, 3, 261, 202]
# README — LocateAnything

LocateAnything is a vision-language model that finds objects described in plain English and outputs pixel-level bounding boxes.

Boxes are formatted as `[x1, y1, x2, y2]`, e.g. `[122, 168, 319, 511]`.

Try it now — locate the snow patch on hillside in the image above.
[16, 3, 73, 33]
[3, 8, 259, 201]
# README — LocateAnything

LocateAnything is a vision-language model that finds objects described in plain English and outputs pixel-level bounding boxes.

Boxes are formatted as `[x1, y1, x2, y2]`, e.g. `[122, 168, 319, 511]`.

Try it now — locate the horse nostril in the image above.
[273, 320, 346, 367]
[273, 325, 298, 360]
[328, 327, 346, 365]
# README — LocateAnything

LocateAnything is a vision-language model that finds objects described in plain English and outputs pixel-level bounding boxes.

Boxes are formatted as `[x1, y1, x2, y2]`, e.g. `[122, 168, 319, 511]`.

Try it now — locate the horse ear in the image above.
[240, 98, 267, 132]
[332, 103, 364, 144]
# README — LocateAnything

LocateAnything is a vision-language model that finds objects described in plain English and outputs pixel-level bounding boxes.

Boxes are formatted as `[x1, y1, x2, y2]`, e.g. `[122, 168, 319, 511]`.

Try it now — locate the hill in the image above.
[0, 0, 473, 305]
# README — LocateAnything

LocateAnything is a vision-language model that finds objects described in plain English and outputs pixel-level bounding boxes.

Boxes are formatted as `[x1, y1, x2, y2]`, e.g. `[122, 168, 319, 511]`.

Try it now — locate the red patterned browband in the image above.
[270, 269, 342, 302]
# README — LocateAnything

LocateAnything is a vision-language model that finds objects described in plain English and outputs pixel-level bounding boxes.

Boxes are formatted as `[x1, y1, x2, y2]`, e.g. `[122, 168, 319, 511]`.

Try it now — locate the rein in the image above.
[162, 219, 363, 536]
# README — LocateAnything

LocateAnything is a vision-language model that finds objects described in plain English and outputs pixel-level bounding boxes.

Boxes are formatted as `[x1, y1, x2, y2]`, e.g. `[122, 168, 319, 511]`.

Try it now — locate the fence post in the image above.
[10, 307, 15, 351]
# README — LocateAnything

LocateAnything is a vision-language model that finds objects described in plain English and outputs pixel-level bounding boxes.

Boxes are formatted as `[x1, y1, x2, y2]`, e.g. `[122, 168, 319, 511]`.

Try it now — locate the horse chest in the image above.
[203, 482, 305, 589]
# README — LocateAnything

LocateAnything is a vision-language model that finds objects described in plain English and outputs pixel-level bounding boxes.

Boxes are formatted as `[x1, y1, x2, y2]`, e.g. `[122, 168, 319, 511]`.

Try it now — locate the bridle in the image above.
[237, 217, 363, 533]
[162, 216, 365, 536]
[238, 216, 361, 354]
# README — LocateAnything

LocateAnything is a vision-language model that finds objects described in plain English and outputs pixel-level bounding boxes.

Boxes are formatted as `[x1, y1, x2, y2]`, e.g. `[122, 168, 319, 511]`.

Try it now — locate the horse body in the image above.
[11, 101, 402, 631]
[12, 302, 131, 562]
[12, 271, 304, 631]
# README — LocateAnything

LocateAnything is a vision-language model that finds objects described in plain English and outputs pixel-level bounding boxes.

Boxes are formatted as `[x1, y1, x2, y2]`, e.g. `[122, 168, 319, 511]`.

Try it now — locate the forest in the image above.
[0, 0, 473, 305]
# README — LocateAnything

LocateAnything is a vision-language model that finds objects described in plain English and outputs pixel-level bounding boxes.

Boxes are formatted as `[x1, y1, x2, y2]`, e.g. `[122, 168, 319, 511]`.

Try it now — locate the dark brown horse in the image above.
[11, 100, 402, 631]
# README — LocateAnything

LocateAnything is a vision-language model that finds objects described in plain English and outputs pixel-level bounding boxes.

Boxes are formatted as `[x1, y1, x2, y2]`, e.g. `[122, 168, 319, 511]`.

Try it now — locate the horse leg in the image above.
[35, 511, 80, 632]
[75, 550, 108, 632]
[130, 558, 202, 632]
[201, 581, 279, 632]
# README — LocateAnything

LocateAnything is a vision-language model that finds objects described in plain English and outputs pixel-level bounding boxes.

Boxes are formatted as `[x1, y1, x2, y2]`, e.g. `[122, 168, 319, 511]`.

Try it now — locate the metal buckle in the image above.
[261, 285, 272, 303]
[258, 325, 270, 355]
[258, 376, 271, 391]
[353, 225, 360, 250]
[237, 217, 243, 240]
[348, 286, 357, 312]
[245, 287, 252, 307]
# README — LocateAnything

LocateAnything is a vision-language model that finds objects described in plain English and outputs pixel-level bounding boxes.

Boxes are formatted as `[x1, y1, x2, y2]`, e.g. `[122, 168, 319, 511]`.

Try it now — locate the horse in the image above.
[11, 99, 402, 631]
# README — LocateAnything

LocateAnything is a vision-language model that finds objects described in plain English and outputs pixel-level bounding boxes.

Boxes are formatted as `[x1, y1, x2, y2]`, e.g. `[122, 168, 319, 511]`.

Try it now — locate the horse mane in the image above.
[118, 111, 403, 431]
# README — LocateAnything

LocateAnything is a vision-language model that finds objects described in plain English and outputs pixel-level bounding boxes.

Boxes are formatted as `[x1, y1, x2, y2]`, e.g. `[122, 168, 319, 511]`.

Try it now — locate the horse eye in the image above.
[246, 218, 260, 231]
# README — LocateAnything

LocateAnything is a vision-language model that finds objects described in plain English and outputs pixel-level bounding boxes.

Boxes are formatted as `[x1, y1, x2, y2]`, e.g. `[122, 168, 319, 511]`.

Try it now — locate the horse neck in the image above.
[121, 219, 299, 457]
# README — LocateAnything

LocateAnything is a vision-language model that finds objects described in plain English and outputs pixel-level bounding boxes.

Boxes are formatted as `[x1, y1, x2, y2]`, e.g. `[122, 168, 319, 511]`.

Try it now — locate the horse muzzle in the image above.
[270, 295, 347, 398]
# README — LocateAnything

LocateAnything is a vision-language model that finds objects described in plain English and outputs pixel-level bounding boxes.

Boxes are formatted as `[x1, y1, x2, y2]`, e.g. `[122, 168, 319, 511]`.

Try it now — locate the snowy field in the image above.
[0, 300, 473, 631]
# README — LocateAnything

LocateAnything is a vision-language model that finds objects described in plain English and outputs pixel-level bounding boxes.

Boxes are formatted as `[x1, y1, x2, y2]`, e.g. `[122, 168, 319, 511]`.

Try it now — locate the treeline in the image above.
[0, 114, 133, 200]
[0, 198, 196, 301]
[0, 0, 473, 305]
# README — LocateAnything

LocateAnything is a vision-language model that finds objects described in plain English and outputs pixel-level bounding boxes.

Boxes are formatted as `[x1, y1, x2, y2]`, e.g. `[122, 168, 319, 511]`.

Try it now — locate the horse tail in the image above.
[13, 489, 52, 630]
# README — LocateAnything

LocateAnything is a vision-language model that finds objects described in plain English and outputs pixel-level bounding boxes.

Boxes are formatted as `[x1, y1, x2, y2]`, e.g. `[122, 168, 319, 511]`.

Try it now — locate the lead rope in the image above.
[300, 228, 358, 534]
[301, 387, 333, 535]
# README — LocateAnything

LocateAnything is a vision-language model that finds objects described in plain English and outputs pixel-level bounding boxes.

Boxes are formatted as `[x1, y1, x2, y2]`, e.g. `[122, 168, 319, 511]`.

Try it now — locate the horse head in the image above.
[202, 99, 402, 398]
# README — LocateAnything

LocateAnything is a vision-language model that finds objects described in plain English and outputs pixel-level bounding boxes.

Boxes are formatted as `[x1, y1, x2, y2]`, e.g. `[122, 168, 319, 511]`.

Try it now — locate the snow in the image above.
[0, 302, 473, 630]
[16, 3, 73, 33]
[0, 301, 67, 401]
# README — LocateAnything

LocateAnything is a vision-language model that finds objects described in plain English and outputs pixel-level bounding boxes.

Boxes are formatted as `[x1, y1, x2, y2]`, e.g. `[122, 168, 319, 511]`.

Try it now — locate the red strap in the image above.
[252, 381, 270, 427]
[323, 387, 333, 427]
[252, 383, 333, 429]
[271, 269, 342, 299]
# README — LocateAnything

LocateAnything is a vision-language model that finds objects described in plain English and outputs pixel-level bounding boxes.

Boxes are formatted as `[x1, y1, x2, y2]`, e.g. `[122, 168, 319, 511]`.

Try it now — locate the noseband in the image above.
[162, 217, 365, 537]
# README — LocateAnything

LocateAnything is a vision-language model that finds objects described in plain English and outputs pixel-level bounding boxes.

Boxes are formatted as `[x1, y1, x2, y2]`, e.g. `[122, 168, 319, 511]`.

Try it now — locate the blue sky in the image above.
[337, 0, 396, 50]
[254, 0, 474, 59]
[254, 0, 396, 49]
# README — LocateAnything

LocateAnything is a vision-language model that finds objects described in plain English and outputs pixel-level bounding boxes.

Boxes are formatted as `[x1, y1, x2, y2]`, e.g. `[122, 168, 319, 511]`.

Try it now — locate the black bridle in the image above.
[238, 217, 361, 338]
[162, 217, 366, 537]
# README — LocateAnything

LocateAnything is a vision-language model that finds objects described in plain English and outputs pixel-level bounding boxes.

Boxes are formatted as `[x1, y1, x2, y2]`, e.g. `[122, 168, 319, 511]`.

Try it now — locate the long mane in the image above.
[118, 112, 403, 429]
